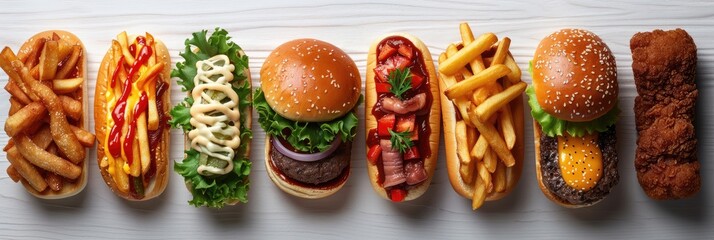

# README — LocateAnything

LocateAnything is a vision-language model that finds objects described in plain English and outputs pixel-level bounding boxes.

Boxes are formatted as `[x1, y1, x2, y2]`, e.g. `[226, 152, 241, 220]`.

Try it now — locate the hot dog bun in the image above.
[15, 30, 89, 199]
[365, 33, 440, 201]
[94, 34, 171, 201]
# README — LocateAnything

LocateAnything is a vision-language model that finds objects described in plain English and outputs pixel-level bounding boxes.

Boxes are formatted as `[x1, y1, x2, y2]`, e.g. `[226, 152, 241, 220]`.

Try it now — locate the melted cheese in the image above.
[557, 133, 603, 191]
[188, 55, 241, 176]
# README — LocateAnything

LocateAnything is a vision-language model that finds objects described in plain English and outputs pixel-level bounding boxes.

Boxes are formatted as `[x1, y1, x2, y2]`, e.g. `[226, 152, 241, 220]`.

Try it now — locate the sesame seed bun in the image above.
[531, 29, 618, 122]
[260, 39, 361, 122]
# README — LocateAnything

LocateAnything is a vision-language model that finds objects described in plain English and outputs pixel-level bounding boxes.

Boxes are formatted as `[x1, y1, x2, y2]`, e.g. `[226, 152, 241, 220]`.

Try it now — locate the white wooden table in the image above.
[0, 1, 712, 239]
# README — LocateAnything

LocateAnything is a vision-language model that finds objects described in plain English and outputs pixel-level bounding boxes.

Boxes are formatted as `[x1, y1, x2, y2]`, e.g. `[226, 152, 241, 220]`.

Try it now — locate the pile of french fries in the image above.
[1, 32, 95, 195]
[438, 23, 526, 210]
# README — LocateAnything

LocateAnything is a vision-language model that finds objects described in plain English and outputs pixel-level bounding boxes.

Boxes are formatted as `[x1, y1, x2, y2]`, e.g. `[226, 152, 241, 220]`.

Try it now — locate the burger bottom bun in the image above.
[264, 137, 347, 199]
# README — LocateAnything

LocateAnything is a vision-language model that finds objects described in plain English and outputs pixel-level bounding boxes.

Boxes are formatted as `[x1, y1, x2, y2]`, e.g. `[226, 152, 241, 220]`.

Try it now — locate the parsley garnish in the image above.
[388, 129, 414, 153]
[388, 68, 412, 100]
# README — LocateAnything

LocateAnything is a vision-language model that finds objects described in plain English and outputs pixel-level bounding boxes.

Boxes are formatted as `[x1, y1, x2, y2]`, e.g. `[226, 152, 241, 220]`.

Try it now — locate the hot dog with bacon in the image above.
[365, 33, 440, 202]
[95, 32, 171, 201]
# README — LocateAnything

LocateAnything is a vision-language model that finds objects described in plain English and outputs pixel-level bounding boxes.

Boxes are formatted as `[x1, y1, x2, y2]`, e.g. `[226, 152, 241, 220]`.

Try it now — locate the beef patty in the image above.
[540, 126, 619, 205]
[270, 139, 351, 185]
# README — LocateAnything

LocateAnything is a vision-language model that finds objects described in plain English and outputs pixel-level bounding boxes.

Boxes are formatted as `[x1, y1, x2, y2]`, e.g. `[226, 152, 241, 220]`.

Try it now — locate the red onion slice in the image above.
[272, 136, 341, 162]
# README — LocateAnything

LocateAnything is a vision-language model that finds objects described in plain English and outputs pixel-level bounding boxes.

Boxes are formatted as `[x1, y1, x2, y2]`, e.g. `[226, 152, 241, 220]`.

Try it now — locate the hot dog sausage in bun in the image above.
[365, 33, 440, 202]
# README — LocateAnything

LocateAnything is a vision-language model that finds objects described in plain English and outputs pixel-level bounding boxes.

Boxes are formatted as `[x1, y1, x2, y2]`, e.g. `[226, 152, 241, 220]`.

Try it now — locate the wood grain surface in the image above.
[0, 0, 712, 239]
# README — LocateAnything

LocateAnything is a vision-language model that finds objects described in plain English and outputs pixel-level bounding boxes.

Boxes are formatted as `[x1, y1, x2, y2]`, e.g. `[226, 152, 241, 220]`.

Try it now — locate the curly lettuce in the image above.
[526, 85, 619, 137]
[169, 28, 252, 208]
[254, 88, 361, 153]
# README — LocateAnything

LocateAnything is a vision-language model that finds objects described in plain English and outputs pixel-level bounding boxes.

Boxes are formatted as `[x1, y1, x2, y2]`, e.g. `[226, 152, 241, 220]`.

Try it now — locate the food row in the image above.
[1, 24, 700, 209]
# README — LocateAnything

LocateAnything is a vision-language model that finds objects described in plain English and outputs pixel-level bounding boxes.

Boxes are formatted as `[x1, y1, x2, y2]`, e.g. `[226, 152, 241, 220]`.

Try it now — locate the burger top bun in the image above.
[531, 29, 618, 122]
[260, 38, 361, 122]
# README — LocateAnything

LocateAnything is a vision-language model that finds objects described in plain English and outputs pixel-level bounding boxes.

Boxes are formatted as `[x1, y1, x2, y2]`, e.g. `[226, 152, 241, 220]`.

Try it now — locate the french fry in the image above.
[1, 47, 37, 101]
[9, 97, 24, 116]
[439, 52, 473, 127]
[471, 174, 487, 210]
[474, 81, 526, 122]
[7, 165, 21, 182]
[4, 102, 46, 137]
[38, 40, 59, 81]
[14, 134, 81, 180]
[470, 135, 488, 159]
[55, 45, 81, 79]
[135, 62, 164, 89]
[114, 156, 130, 193]
[504, 54, 522, 83]
[444, 64, 510, 100]
[459, 23, 486, 73]
[5, 81, 32, 104]
[440, 32, 497, 75]
[129, 139, 141, 177]
[59, 95, 82, 120]
[24, 38, 46, 68]
[492, 37, 511, 65]
[477, 161, 492, 193]
[7, 147, 47, 192]
[3, 139, 14, 152]
[45, 171, 62, 192]
[456, 121, 471, 164]
[111, 40, 128, 90]
[468, 110, 515, 167]
[466, 124, 477, 148]
[53, 33, 75, 63]
[137, 112, 151, 174]
[146, 32, 156, 66]
[494, 161, 506, 193]
[484, 147, 497, 173]
[17, 63, 85, 164]
[117, 31, 136, 66]
[499, 104, 516, 150]
[70, 125, 95, 147]
[460, 156, 476, 184]
[52, 77, 83, 94]
[147, 78, 159, 131]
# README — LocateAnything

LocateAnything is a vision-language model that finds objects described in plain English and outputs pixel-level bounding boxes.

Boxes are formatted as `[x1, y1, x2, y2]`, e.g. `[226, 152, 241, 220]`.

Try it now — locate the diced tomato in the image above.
[378, 44, 398, 61]
[389, 55, 411, 70]
[376, 82, 391, 94]
[367, 145, 382, 165]
[404, 146, 420, 160]
[395, 115, 416, 133]
[377, 114, 396, 137]
[374, 64, 395, 82]
[410, 71, 425, 89]
[390, 188, 407, 202]
[398, 44, 413, 60]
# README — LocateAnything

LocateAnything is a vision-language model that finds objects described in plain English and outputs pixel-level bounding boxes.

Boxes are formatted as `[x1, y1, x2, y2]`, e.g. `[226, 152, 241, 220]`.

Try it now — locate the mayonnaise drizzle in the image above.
[188, 55, 241, 176]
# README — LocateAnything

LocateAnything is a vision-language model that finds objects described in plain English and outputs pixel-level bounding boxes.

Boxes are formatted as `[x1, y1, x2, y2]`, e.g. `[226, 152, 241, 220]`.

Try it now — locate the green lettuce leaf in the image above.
[254, 88, 361, 153]
[169, 28, 252, 208]
[526, 85, 619, 137]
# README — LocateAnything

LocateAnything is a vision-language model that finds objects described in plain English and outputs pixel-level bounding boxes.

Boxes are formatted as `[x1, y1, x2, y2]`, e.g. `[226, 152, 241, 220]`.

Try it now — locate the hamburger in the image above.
[255, 39, 362, 199]
[528, 29, 620, 208]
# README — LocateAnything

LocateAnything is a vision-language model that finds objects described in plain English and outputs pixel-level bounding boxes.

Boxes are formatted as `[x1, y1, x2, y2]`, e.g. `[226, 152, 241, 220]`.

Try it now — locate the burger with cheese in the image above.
[528, 29, 620, 208]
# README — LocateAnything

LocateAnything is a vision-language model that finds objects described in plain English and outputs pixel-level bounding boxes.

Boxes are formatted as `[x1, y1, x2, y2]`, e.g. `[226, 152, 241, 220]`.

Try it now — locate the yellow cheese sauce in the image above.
[188, 54, 241, 176]
[557, 133, 603, 191]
